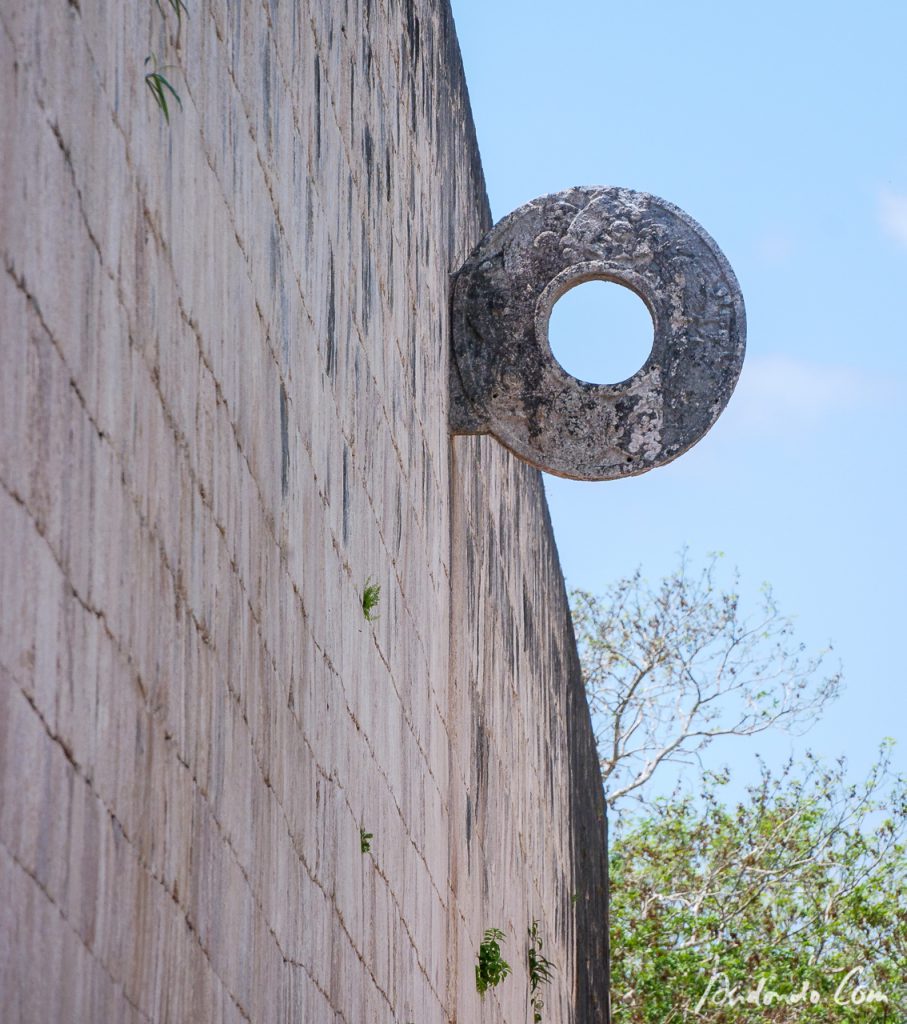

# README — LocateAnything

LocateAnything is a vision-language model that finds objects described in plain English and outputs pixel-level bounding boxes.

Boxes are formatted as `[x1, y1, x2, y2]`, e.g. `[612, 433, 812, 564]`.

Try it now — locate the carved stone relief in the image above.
[451, 186, 746, 481]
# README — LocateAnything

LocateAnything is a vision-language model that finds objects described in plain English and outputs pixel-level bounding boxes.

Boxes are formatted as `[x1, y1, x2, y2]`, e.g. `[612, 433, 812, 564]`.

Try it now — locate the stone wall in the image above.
[0, 1, 608, 1021]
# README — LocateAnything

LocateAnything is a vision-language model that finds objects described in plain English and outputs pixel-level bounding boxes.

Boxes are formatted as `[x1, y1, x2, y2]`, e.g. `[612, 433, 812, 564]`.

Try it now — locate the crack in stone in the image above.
[0, 840, 151, 1022]
[4, 680, 253, 1023]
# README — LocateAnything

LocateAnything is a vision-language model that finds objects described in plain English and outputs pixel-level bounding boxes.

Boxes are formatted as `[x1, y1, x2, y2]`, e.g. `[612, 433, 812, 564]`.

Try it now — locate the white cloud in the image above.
[723, 355, 886, 438]
[878, 188, 907, 248]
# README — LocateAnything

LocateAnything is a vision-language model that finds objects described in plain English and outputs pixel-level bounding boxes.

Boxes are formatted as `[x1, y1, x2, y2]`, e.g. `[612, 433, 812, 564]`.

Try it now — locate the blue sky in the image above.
[450, 0, 907, 790]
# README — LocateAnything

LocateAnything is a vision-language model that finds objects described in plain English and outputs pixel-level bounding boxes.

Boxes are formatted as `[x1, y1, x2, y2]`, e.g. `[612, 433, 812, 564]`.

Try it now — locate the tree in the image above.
[608, 746, 907, 1024]
[571, 554, 841, 809]
[572, 555, 904, 1022]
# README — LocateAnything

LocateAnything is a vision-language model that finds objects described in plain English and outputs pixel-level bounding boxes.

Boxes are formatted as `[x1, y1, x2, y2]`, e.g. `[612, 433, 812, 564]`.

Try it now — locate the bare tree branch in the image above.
[571, 553, 842, 810]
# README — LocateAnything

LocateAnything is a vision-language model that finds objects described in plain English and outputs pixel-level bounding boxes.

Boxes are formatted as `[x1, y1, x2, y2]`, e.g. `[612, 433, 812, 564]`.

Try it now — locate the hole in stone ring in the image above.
[547, 279, 655, 385]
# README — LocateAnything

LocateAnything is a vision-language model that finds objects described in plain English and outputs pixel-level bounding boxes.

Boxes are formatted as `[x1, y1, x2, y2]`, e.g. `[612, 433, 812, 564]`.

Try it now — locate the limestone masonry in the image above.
[0, 1, 609, 1021]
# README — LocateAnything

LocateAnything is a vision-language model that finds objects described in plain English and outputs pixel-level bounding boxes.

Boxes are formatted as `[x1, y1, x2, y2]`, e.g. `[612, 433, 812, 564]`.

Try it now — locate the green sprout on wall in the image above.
[475, 928, 511, 995]
[527, 920, 555, 1022]
[145, 0, 187, 124]
[144, 55, 182, 123]
[359, 827, 373, 854]
[153, 0, 189, 38]
[361, 578, 381, 621]
[154, 0, 188, 19]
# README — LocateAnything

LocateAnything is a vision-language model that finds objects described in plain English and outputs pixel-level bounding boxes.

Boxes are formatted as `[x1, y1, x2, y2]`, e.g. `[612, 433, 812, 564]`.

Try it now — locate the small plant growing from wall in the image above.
[361, 578, 381, 622]
[144, 55, 182, 123]
[145, 0, 187, 123]
[359, 827, 373, 854]
[527, 920, 555, 1022]
[153, 0, 188, 32]
[475, 928, 511, 995]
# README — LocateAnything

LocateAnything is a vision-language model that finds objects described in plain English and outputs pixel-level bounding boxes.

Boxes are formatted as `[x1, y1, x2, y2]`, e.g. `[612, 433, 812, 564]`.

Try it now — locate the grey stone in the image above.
[450, 186, 746, 481]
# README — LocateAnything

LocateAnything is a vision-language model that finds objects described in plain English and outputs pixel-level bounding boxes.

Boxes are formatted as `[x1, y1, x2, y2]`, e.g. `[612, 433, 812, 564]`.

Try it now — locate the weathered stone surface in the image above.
[451, 186, 746, 480]
[0, 2, 608, 1022]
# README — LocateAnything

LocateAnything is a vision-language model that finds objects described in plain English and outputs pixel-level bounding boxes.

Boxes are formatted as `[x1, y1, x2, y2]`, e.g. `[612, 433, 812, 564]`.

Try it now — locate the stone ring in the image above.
[450, 186, 746, 481]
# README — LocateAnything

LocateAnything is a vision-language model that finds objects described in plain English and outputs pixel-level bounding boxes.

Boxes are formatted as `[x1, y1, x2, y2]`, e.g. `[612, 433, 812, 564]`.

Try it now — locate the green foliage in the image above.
[153, 0, 188, 38]
[155, 0, 188, 18]
[527, 920, 555, 1022]
[475, 928, 511, 995]
[361, 578, 381, 622]
[575, 555, 903, 1021]
[145, 0, 186, 124]
[359, 827, 373, 854]
[144, 54, 182, 123]
[609, 746, 907, 1024]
